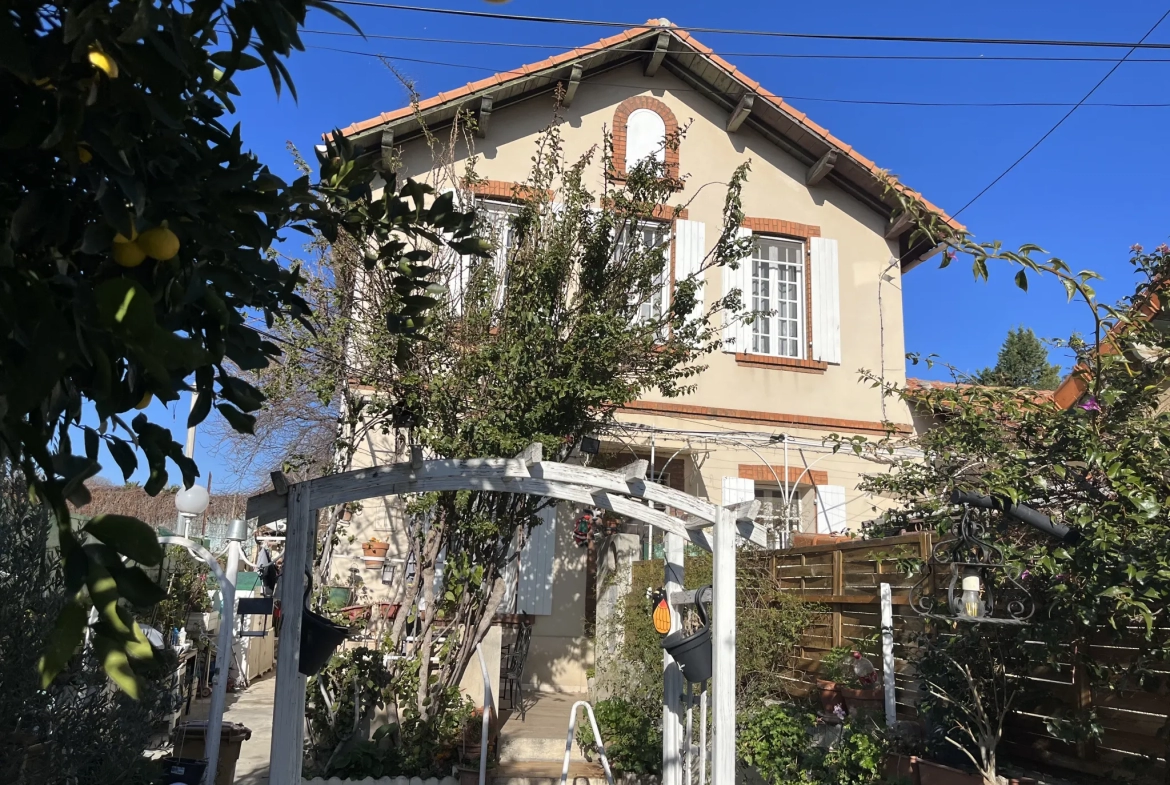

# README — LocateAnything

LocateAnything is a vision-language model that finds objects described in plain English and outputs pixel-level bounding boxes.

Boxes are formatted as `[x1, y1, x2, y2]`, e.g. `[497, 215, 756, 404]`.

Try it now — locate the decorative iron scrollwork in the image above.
[909, 508, 1035, 625]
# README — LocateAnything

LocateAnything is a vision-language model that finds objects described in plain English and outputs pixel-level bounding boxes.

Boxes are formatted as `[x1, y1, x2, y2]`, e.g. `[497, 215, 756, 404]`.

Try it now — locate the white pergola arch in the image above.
[246, 444, 751, 785]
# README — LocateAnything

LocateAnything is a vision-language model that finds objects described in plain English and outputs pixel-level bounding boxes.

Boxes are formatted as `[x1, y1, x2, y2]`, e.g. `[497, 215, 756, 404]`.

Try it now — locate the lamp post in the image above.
[170, 486, 242, 785]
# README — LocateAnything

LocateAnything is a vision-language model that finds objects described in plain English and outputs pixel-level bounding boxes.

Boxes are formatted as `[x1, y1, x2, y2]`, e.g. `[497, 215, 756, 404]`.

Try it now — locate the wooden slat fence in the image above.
[758, 533, 1169, 782]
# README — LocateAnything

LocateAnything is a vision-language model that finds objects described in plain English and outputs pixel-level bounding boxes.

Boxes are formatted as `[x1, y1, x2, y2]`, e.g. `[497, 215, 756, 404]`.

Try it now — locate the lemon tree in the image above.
[0, 0, 485, 693]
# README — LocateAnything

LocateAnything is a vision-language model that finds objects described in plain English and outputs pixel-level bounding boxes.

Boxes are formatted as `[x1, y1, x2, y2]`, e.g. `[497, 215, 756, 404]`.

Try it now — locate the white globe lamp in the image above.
[175, 484, 210, 537]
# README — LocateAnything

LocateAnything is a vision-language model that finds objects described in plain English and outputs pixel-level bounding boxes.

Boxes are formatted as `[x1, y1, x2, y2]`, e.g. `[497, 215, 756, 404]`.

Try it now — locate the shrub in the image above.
[736, 704, 819, 784]
[577, 697, 663, 775]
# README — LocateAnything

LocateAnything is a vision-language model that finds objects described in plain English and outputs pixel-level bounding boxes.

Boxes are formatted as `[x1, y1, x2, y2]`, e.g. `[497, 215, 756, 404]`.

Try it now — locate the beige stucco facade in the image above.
[334, 57, 924, 693]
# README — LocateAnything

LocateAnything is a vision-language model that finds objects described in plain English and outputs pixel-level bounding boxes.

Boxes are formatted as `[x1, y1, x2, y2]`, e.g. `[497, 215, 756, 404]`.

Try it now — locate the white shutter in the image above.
[516, 504, 556, 615]
[442, 188, 471, 316]
[721, 476, 755, 506]
[810, 237, 841, 365]
[673, 219, 706, 324]
[722, 227, 752, 353]
[815, 485, 848, 534]
[499, 532, 518, 614]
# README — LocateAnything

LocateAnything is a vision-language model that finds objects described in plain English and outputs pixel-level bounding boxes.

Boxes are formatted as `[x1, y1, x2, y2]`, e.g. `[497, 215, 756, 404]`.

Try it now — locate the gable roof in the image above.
[337, 18, 961, 271]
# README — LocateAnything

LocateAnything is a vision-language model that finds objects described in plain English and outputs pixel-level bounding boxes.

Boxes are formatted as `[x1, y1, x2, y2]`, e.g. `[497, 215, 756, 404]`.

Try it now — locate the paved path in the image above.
[187, 674, 274, 784]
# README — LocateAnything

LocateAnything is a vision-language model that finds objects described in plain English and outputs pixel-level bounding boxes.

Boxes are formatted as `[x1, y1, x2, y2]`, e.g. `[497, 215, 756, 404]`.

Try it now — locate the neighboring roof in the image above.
[337, 18, 961, 270]
[1052, 287, 1169, 409]
[906, 378, 1056, 405]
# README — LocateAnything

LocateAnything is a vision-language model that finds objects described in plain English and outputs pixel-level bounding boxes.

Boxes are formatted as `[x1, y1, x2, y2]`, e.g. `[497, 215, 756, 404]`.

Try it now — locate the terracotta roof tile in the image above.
[335, 19, 962, 232]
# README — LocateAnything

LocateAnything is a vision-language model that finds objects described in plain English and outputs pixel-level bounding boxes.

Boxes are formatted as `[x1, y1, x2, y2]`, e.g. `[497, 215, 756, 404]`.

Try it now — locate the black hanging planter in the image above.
[661, 584, 713, 684]
[160, 756, 207, 785]
[298, 577, 350, 676]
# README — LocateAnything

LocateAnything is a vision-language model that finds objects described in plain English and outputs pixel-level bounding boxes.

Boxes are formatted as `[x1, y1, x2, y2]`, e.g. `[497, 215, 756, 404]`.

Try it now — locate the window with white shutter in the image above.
[625, 109, 667, 171]
[815, 485, 848, 535]
[749, 237, 805, 359]
[516, 505, 556, 616]
[673, 219, 706, 325]
[722, 227, 753, 353]
[721, 476, 755, 506]
[810, 237, 841, 365]
[616, 222, 671, 327]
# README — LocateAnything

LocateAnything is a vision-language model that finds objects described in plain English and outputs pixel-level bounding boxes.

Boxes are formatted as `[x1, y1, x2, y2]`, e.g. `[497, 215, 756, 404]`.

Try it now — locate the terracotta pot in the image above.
[838, 685, 884, 717]
[362, 541, 389, 557]
[883, 754, 913, 782]
[912, 756, 983, 785]
[816, 678, 846, 714]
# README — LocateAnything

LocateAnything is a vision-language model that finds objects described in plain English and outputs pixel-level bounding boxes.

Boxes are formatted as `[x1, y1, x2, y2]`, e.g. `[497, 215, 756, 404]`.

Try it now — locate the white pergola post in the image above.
[269, 480, 313, 784]
[711, 505, 736, 784]
[662, 532, 685, 785]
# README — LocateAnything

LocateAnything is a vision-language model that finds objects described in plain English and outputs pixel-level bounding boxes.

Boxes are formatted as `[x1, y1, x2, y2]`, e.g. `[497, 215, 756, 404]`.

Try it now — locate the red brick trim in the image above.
[466, 179, 551, 203]
[599, 197, 688, 221]
[611, 96, 681, 181]
[620, 399, 910, 436]
[735, 353, 827, 374]
[739, 464, 828, 487]
[742, 216, 821, 359]
[741, 217, 820, 240]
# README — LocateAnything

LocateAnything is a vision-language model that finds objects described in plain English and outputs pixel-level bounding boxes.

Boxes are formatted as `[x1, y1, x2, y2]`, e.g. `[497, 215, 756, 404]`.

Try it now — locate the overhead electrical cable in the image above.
[327, 2, 1170, 50]
[953, 8, 1170, 217]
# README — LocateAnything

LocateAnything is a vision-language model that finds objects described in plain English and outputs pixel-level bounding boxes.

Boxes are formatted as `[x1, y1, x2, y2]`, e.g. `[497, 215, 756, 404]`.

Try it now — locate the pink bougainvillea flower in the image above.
[1156, 243, 1170, 254]
[1079, 397, 1101, 412]
[1131, 243, 1144, 253]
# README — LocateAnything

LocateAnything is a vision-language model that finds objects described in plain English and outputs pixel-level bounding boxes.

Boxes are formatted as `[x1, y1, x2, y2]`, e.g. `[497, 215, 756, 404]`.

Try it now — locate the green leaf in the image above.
[108, 438, 139, 480]
[94, 634, 142, 698]
[85, 514, 164, 566]
[112, 564, 168, 606]
[209, 50, 265, 70]
[217, 403, 256, 434]
[38, 600, 88, 688]
[95, 279, 157, 337]
[1014, 269, 1028, 292]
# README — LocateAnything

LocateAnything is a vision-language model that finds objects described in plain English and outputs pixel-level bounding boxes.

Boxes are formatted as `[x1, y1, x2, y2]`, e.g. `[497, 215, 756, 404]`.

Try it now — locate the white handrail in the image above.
[561, 701, 615, 785]
[475, 643, 494, 785]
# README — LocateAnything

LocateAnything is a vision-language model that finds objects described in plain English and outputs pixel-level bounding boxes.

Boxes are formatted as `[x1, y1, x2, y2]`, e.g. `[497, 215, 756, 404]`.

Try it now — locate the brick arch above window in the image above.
[611, 96, 680, 181]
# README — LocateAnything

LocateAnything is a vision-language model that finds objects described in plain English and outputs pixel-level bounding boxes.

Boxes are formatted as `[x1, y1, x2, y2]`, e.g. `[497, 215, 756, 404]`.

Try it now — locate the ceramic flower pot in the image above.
[816, 679, 846, 715]
[838, 685, 885, 717]
[912, 756, 982, 785]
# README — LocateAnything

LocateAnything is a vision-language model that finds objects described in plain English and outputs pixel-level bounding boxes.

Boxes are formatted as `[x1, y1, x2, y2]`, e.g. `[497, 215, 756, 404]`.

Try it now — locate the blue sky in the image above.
[103, 0, 1170, 489]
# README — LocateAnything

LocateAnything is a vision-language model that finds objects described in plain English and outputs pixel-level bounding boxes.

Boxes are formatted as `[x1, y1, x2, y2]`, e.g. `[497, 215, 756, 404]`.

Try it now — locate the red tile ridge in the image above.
[332, 21, 963, 233]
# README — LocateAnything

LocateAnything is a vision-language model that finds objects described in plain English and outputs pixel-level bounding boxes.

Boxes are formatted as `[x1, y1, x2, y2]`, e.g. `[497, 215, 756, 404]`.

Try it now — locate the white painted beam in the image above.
[645, 31, 670, 77]
[806, 149, 838, 186]
[710, 505, 736, 785]
[662, 533, 685, 785]
[726, 94, 754, 133]
[269, 481, 313, 784]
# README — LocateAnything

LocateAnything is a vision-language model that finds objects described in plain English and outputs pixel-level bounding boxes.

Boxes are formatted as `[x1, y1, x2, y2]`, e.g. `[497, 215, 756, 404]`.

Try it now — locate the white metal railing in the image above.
[475, 644, 494, 785]
[561, 701, 615, 785]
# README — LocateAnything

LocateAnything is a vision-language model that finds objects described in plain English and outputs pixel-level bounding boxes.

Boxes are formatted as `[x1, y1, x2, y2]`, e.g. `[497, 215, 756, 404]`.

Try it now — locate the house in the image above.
[329, 19, 958, 696]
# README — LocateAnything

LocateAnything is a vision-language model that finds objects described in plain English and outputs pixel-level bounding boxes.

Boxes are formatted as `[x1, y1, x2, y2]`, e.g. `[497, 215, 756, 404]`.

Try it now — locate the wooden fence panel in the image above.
[764, 533, 1169, 781]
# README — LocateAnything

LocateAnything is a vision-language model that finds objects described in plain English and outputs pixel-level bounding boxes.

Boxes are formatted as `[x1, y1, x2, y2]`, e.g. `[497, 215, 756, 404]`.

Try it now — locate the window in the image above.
[480, 202, 520, 309]
[616, 222, 671, 325]
[625, 108, 667, 172]
[750, 237, 805, 358]
[756, 488, 803, 548]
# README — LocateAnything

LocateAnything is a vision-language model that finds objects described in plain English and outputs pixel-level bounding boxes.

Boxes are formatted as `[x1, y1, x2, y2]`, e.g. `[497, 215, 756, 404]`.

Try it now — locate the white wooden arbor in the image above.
[245, 444, 757, 785]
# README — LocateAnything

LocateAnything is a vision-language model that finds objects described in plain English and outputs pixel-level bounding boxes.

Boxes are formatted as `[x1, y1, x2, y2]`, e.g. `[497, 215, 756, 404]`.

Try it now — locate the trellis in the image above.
[246, 444, 761, 785]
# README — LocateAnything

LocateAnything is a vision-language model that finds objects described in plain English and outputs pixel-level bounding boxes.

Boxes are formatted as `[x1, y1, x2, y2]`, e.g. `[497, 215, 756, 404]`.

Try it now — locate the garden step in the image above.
[488, 760, 653, 784]
[497, 735, 586, 763]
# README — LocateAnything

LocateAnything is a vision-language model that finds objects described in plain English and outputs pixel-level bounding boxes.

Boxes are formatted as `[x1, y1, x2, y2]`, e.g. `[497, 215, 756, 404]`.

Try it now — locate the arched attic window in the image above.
[625, 108, 667, 172]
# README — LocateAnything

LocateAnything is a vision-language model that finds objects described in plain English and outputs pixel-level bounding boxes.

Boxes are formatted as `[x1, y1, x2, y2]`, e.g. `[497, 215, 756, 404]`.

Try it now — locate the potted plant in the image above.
[820, 642, 884, 718]
[361, 537, 389, 565]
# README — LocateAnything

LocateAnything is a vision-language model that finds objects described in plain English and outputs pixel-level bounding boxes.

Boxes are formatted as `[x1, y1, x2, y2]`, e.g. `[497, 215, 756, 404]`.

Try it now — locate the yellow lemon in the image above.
[113, 226, 138, 244]
[135, 392, 153, 410]
[136, 226, 180, 260]
[77, 146, 92, 164]
[112, 240, 147, 268]
[88, 48, 119, 79]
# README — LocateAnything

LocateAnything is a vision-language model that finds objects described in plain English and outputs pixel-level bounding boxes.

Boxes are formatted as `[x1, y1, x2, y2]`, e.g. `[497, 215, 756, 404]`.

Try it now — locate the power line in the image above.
[312, 45, 1170, 109]
[300, 27, 1170, 63]
[329, 2, 1170, 50]
[953, 8, 1170, 218]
